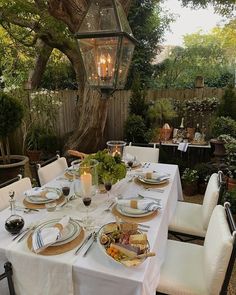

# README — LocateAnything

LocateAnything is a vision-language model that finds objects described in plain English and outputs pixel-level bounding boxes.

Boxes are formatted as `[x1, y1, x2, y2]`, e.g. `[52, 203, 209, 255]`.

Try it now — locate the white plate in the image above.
[116, 204, 154, 217]
[34, 218, 81, 246]
[26, 188, 61, 204]
[137, 175, 169, 185]
[97, 222, 149, 267]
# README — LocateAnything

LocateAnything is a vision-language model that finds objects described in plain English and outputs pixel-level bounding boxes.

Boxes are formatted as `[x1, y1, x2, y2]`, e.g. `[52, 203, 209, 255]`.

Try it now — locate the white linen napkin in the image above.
[178, 142, 188, 152]
[25, 187, 44, 197]
[116, 199, 161, 211]
[32, 216, 70, 253]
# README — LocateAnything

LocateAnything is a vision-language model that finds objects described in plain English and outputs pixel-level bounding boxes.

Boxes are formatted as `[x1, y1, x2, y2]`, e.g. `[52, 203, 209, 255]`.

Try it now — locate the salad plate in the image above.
[137, 174, 169, 185]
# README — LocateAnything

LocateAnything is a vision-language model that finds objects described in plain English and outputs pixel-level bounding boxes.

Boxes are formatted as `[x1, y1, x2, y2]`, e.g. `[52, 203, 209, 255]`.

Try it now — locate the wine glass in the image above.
[125, 154, 136, 171]
[103, 175, 113, 202]
[82, 195, 92, 229]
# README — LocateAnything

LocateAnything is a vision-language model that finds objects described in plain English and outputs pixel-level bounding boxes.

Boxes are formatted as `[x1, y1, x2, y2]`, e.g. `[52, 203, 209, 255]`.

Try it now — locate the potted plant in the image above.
[181, 168, 199, 196]
[224, 137, 236, 191]
[210, 116, 236, 157]
[223, 188, 236, 216]
[194, 163, 217, 194]
[26, 125, 45, 163]
[0, 92, 29, 183]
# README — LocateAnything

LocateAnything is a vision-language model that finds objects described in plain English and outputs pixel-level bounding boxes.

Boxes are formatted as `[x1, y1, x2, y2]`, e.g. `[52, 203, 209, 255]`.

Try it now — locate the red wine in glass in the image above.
[62, 186, 70, 196]
[104, 182, 112, 191]
[83, 197, 91, 207]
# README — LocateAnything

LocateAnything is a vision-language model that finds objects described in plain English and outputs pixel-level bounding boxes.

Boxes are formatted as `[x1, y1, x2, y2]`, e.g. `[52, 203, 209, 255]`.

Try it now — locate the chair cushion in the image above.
[0, 177, 32, 211]
[203, 205, 233, 294]
[157, 240, 208, 295]
[202, 173, 219, 230]
[168, 201, 206, 237]
[123, 146, 159, 163]
[38, 157, 68, 186]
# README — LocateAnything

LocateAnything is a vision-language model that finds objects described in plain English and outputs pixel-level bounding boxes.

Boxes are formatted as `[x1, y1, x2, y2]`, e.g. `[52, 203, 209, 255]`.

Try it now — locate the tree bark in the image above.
[26, 39, 53, 89]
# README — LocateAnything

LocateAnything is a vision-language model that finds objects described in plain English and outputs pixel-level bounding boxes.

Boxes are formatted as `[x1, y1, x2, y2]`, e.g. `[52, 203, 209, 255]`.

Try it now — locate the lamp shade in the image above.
[75, 0, 136, 91]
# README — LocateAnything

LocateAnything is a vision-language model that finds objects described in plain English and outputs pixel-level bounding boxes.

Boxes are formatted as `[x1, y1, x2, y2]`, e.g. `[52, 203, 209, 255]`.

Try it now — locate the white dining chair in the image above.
[157, 204, 236, 295]
[0, 175, 32, 211]
[124, 143, 159, 163]
[168, 172, 223, 240]
[37, 155, 68, 186]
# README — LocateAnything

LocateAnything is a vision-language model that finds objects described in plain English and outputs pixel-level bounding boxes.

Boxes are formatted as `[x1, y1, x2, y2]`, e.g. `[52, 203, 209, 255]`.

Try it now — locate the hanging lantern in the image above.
[75, 0, 137, 93]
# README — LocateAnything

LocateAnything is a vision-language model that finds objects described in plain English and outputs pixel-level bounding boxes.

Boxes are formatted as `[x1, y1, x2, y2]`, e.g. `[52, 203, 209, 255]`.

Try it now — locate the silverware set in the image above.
[142, 163, 151, 168]
[75, 232, 93, 255]
[12, 225, 36, 242]
[104, 201, 115, 212]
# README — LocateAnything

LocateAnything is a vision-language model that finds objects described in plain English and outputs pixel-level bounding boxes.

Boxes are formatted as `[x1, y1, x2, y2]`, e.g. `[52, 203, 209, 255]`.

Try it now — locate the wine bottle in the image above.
[194, 123, 202, 142]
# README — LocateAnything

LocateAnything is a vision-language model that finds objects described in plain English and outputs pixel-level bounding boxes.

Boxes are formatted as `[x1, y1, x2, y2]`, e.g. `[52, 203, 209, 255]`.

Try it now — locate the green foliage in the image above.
[194, 163, 217, 183]
[211, 116, 236, 138]
[0, 92, 24, 138]
[26, 126, 45, 150]
[127, 0, 173, 88]
[155, 25, 235, 89]
[148, 98, 177, 127]
[129, 74, 149, 118]
[181, 168, 199, 184]
[83, 150, 126, 184]
[218, 85, 236, 120]
[223, 189, 236, 214]
[124, 114, 148, 143]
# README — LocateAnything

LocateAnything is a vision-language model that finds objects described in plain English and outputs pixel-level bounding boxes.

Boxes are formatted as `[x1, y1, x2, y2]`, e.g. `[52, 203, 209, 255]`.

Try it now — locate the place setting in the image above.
[111, 194, 162, 222]
[23, 186, 65, 209]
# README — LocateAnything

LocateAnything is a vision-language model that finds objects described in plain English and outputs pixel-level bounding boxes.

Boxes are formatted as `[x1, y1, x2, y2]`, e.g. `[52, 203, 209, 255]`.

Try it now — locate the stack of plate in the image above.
[137, 173, 169, 185]
[33, 218, 82, 247]
[25, 188, 61, 205]
[116, 204, 154, 217]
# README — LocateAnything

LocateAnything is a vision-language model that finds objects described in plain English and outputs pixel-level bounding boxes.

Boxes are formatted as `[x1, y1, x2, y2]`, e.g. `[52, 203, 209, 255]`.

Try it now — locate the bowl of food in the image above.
[98, 222, 155, 267]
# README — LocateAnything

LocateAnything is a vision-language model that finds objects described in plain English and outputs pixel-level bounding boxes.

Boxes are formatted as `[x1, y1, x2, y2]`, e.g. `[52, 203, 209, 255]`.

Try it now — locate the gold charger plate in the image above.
[134, 177, 169, 188]
[27, 228, 85, 255]
[23, 195, 65, 209]
[112, 205, 158, 222]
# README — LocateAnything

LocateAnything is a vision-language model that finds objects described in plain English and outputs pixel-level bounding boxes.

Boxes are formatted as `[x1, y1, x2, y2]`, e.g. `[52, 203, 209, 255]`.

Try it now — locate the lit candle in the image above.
[112, 146, 121, 157]
[100, 54, 106, 78]
[80, 172, 92, 196]
[107, 53, 112, 77]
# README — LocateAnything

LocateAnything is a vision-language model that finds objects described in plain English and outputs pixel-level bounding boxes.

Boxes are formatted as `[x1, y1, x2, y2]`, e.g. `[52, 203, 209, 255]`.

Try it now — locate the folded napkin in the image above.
[178, 142, 188, 152]
[116, 199, 161, 212]
[25, 187, 44, 197]
[32, 216, 70, 253]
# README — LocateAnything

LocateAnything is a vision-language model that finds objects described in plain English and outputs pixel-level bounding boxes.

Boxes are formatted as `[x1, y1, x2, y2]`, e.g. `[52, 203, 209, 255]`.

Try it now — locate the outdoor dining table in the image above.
[0, 163, 183, 295]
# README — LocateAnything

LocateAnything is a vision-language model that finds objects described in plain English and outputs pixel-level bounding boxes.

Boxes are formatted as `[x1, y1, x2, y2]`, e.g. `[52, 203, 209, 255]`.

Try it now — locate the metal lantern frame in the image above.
[75, 0, 137, 95]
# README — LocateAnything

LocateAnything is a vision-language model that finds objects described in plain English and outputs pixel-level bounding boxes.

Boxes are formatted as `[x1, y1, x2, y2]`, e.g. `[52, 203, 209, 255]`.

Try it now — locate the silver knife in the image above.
[12, 227, 30, 241]
[17, 227, 35, 243]
[83, 232, 97, 257]
[75, 232, 93, 255]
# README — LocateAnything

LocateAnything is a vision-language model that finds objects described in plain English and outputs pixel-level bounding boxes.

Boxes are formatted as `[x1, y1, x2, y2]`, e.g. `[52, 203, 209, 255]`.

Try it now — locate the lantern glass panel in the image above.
[78, 37, 119, 87]
[79, 0, 119, 33]
[117, 37, 135, 88]
[115, 0, 133, 36]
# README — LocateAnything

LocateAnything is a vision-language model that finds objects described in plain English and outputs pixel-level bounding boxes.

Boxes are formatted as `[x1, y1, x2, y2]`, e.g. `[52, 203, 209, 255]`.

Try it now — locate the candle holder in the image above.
[79, 159, 99, 197]
[106, 140, 126, 159]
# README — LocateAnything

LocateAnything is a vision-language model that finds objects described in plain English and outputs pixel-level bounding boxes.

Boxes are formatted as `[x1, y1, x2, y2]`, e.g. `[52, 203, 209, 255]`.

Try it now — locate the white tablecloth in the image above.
[0, 163, 183, 295]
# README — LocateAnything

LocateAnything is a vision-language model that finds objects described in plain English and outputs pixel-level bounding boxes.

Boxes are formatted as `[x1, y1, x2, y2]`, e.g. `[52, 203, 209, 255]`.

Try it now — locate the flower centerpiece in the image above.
[181, 168, 199, 196]
[81, 149, 127, 186]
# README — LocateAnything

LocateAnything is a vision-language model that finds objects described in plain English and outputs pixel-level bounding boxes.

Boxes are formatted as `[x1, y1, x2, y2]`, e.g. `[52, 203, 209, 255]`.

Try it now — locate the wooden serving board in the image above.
[27, 228, 85, 255]
[23, 195, 65, 209]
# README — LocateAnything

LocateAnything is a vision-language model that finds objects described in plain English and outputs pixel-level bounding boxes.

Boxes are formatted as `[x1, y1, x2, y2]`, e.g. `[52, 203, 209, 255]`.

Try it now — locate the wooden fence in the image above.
[10, 87, 230, 153]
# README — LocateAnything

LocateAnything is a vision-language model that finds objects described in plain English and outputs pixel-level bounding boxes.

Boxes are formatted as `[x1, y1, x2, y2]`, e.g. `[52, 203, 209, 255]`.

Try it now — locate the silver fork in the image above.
[104, 201, 115, 212]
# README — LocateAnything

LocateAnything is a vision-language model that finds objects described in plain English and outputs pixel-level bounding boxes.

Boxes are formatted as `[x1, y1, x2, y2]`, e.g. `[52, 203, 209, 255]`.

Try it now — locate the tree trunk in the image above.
[64, 86, 109, 153]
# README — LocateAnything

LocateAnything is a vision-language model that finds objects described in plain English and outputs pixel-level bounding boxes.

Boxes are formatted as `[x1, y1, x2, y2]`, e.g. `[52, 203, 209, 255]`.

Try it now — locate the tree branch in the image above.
[26, 38, 53, 89]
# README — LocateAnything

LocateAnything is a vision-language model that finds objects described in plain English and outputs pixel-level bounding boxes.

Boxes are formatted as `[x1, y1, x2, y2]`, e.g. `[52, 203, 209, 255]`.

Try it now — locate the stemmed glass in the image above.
[82, 195, 92, 229]
[103, 175, 113, 201]
[125, 154, 136, 171]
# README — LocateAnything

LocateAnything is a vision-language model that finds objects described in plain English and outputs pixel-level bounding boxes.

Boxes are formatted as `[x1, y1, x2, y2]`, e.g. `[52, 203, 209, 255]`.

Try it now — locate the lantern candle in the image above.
[81, 172, 92, 196]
